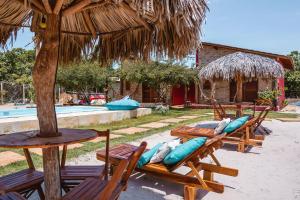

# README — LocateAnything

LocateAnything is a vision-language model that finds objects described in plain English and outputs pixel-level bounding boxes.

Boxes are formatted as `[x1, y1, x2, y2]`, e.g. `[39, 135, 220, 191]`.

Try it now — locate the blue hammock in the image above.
[106, 96, 140, 110]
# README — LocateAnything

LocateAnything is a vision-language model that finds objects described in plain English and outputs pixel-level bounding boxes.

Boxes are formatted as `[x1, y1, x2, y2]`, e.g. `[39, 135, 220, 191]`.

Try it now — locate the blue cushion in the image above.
[163, 137, 207, 166]
[137, 143, 163, 168]
[106, 96, 140, 110]
[223, 116, 249, 133]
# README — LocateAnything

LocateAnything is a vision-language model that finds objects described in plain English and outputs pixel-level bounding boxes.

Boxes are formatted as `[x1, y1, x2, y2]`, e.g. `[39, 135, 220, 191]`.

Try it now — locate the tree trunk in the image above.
[236, 75, 243, 102]
[32, 14, 62, 200]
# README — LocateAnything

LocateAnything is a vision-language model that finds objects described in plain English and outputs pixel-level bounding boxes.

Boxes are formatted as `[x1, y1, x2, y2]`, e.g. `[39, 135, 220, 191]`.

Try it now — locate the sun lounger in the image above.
[171, 107, 271, 152]
[96, 135, 238, 200]
[212, 100, 256, 120]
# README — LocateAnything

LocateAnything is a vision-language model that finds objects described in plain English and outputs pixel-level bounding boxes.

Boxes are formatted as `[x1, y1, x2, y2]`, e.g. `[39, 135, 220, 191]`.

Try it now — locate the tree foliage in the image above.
[56, 62, 114, 95]
[118, 60, 199, 102]
[285, 51, 300, 97]
[0, 48, 35, 84]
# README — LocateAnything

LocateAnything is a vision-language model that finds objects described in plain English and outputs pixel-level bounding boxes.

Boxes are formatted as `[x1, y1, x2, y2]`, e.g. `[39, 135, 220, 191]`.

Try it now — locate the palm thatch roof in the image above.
[0, 0, 208, 63]
[199, 51, 284, 81]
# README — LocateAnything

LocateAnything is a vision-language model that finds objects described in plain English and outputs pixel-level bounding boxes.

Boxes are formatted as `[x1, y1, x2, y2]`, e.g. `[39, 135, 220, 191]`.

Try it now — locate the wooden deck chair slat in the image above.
[62, 142, 147, 200]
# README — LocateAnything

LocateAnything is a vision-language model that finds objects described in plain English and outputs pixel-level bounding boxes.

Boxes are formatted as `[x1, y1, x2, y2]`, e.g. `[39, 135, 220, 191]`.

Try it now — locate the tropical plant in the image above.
[56, 62, 114, 101]
[258, 89, 281, 101]
[0, 48, 34, 84]
[285, 51, 300, 97]
[118, 60, 199, 103]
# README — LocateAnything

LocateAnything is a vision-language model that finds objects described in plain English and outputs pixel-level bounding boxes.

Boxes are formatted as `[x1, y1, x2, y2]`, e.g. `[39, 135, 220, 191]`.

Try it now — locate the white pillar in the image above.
[0, 82, 3, 105]
[23, 84, 26, 104]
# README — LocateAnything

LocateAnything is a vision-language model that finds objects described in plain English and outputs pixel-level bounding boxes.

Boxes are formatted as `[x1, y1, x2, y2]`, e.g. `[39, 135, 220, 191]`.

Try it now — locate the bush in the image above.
[155, 105, 169, 115]
[258, 89, 281, 101]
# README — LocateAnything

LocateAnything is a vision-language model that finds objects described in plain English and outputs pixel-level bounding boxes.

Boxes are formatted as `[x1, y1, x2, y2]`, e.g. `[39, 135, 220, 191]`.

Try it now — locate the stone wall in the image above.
[198, 45, 237, 67]
[258, 78, 273, 92]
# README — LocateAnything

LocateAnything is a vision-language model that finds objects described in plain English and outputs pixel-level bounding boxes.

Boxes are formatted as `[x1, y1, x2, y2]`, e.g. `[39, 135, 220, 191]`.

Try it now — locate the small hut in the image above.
[199, 52, 284, 102]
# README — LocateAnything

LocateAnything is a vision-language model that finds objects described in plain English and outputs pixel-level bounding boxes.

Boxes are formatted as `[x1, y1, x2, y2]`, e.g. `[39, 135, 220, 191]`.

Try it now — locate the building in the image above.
[118, 42, 294, 106]
[196, 42, 293, 106]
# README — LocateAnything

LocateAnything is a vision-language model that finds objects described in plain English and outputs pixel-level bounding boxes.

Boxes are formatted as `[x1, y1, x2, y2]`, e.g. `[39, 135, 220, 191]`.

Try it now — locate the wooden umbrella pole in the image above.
[32, 14, 62, 200]
[236, 74, 243, 102]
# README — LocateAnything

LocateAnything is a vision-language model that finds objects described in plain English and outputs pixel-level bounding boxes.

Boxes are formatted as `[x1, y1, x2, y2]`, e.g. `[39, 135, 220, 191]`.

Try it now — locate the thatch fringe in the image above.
[199, 52, 284, 81]
[0, 0, 208, 63]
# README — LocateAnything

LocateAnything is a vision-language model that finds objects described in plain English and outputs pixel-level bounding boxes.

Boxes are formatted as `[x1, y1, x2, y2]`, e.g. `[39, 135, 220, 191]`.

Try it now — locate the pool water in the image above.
[0, 106, 107, 119]
[292, 101, 300, 106]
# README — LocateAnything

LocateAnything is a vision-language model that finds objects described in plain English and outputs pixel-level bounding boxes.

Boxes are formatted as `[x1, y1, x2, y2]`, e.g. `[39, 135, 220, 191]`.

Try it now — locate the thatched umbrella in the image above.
[0, 0, 208, 199]
[199, 51, 284, 102]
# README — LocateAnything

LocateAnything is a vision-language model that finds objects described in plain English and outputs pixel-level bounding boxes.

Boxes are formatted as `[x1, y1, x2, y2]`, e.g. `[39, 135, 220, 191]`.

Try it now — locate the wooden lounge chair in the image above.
[171, 115, 265, 153]
[212, 100, 256, 120]
[253, 107, 271, 135]
[0, 149, 44, 199]
[96, 135, 238, 200]
[212, 100, 236, 120]
[60, 130, 110, 191]
[62, 142, 147, 200]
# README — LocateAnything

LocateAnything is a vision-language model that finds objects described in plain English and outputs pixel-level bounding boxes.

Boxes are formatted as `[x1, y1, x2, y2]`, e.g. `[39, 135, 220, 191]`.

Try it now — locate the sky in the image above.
[7, 0, 300, 56]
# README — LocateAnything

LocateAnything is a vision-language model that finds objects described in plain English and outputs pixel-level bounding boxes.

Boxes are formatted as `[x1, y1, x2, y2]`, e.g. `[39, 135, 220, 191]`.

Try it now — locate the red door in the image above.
[172, 83, 196, 105]
[172, 85, 185, 105]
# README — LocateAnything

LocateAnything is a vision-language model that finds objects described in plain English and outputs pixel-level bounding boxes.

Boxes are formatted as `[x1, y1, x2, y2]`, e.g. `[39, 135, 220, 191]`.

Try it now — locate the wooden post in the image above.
[32, 14, 62, 200]
[236, 74, 243, 102]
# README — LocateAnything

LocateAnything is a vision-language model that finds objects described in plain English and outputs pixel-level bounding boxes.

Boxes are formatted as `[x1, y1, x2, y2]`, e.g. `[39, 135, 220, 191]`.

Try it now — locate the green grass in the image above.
[0, 108, 212, 176]
[0, 108, 298, 176]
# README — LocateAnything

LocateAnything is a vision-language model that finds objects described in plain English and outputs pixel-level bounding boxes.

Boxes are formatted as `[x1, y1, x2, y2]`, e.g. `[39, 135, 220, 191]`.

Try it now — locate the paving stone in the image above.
[176, 115, 199, 119]
[113, 127, 149, 135]
[89, 134, 123, 143]
[276, 118, 300, 122]
[29, 148, 43, 156]
[138, 122, 170, 129]
[158, 118, 186, 123]
[0, 151, 26, 167]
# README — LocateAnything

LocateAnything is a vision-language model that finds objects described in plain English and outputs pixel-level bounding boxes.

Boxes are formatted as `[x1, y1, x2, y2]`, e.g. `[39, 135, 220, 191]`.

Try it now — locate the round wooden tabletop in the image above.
[0, 128, 98, 149]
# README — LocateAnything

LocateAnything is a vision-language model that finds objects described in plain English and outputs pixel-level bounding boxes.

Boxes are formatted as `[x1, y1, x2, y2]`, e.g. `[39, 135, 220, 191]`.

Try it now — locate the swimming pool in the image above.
[0, 106, 108, 119]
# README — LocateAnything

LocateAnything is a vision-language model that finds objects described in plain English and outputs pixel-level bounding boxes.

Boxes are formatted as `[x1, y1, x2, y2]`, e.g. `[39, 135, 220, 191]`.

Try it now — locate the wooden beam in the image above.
[63, 0, 92, 16]
[14, 0, 45, 13]
[31, 0, 46, 12]
[42, 0, 53, 13]
[82, 11, 97, 38]
[82, 1, 107, 11]
[53, 0, 64, 14]
[30, 12, 39, 32]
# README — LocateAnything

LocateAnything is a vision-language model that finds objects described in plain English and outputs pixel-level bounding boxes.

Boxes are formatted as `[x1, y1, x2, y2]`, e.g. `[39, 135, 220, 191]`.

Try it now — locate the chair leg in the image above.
[238, 142, 245, 152]
[37, 185, 45, 200]
[184, 186, 196, 200]
[203, 170, 214, 181]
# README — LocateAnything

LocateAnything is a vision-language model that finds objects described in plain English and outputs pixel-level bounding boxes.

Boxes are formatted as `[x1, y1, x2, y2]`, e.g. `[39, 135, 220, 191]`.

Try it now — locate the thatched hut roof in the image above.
[199, 51, 284, 81]
[0, 0, 208, 63]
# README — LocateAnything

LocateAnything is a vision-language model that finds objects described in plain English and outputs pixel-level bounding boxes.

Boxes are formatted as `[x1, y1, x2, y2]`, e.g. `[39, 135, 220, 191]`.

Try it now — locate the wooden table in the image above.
[0, 128, 104, 198]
